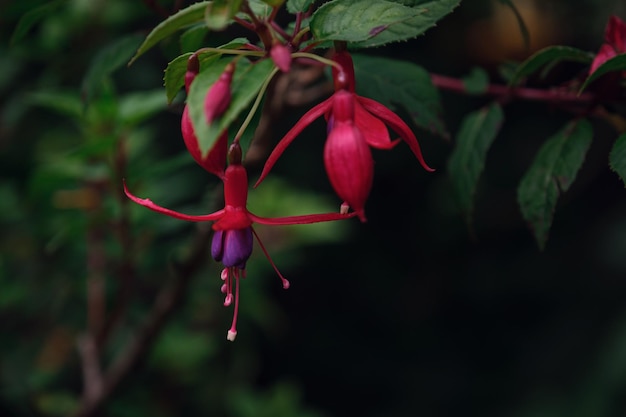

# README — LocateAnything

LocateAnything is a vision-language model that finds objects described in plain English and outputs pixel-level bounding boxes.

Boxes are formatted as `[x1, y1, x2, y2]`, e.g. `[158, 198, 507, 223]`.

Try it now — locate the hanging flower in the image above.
[124, 143, 356, 341]
[255, 49, 433, 219]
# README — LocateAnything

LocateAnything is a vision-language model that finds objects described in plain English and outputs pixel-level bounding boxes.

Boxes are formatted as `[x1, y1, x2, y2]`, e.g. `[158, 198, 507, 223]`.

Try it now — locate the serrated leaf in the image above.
[448, 103, 504, 223]
[82, 35, 144, 104]
[287, 0, 314, 13]
[352, 54, 447, 138]
[609, 133, 626, 187]
[311, 0, 460, 48]
[517, 119, 593, 249]
[129, 1, 210, 65]
[188, 58, 276, 156]
[498, 0, 530, 51]
[579, 53, 626, 93]
[10, 0, 67, 45]
[163, 38, 250, 103]
[509, 46, 593, 86]
[118, 90, 168, 126]
[205, 0, 243, 30]
[462, 67, 490, 94]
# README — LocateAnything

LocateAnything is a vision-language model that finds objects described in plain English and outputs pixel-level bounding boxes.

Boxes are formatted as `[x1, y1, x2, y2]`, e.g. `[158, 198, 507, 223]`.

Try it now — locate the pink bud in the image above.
[185, 53, 200, 93]
[204, 62, 235, 124]
[270, 42, 292, 73]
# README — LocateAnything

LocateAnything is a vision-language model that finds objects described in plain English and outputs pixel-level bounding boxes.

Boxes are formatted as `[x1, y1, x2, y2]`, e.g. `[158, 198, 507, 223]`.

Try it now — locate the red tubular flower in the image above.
[181, 106, 228, 178]
[324, 90, 373, 221]
[590, 15, 626, 75]
[255, 49, 433, 218]
[204, 62, 235, 124]
[124, 143, 356, 341]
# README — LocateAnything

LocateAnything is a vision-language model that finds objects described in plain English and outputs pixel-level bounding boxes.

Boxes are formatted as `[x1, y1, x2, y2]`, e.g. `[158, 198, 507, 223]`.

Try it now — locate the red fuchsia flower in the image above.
[255, 49, 434, 220]
[124, 142, 356, 341]
[590, 15, 626, 75]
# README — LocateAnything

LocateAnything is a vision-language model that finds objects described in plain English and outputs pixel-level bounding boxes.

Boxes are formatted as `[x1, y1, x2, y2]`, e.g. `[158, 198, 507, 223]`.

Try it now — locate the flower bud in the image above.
[204, 62, 235, 124]
[185, 53, 200, 93]
[324, 123, 373, 222]
[270, 41, 292, 73]
[181, 105, 227, 177]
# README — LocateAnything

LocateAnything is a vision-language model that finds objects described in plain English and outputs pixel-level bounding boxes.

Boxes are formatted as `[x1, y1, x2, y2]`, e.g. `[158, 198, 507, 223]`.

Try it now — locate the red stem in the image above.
[430, 73, 597, 105]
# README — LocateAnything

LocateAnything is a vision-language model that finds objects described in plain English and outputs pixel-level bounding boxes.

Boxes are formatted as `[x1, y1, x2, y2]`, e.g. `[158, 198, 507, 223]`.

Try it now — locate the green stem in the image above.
[291, 51, 343, 71]
[234, 67, 281, 144]
[196, 47, 264, 57]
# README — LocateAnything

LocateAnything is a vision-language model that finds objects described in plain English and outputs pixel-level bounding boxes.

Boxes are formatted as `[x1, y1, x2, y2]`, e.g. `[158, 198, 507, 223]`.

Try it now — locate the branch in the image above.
[430, 73, 597, 105]
[73, 223, 214, 417]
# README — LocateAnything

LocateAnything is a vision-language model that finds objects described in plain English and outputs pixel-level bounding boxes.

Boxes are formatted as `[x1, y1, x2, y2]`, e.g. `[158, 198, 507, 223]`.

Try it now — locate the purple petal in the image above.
[221, 227, 253, 268]
[211, 230, 224, 261]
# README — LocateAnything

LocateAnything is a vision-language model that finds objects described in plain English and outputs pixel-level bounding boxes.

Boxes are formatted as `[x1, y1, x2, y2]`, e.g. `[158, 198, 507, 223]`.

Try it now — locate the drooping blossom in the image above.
[182, 52, 229, 178]
[589, 15, 626, 75]
[124, 142, 356, 341]
[255, 49, 433, 220]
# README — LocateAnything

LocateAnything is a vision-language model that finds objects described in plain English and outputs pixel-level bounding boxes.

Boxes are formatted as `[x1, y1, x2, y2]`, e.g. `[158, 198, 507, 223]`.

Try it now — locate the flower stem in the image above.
[291, 51, 343, 71]
[196, 47, 264, 58]
[234, 66, 281, 143]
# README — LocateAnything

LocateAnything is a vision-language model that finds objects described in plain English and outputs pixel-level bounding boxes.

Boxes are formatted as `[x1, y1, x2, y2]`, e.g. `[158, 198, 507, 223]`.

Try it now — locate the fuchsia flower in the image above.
[590, 15, 626, 75]
[255, 49, 434, 221]
[124, 142, 356, 341]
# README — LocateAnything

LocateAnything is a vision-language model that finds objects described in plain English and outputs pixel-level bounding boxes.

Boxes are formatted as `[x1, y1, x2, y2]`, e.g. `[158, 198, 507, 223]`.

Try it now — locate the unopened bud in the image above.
[185, 53, 200, 93]
[204, 62, 235, 124]
[270, 41, 292, 73]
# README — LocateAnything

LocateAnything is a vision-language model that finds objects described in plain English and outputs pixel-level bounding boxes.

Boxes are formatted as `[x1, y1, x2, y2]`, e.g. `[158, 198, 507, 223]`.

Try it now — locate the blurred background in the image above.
[2, 0, 626, 416]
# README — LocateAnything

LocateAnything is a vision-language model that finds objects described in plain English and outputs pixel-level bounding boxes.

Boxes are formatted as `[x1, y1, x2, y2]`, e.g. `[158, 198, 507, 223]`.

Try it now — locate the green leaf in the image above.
[129, 1, 210, 65]
[10, 0, 67, 45]
[352, 54, 447, 138]
[163, 38, 250, 103]
[498, 0, 530, 51]
[609, 133, 626, 187]
[188, 58, 276, 156]
[260, 0, 285, 6]
[81, 35, 144, 104]
[287, 0, 314, 13]
[118, 89, 168, 126]
[180, 24, 209, 53]
[517, 119, 593, 249]
[205, 0, 243, 30]
[509, 46, 593, 86]
[579, 53, 626, 93]
[462, 67, 490, 94]
[447, 103, 504, 223]
[311, 0, 460, 48]
[26, 90, 83, 120]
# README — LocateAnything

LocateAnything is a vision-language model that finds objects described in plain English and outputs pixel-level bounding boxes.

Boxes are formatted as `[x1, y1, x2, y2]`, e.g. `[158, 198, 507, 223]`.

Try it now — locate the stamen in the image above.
[251, 227, 290, 289]
[221, 269, 228, 280]
[220, 284, 227, 293]
[227, 270, 241, 342]
[340, 202, 350, 214]
[224, 293, 233, 306]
